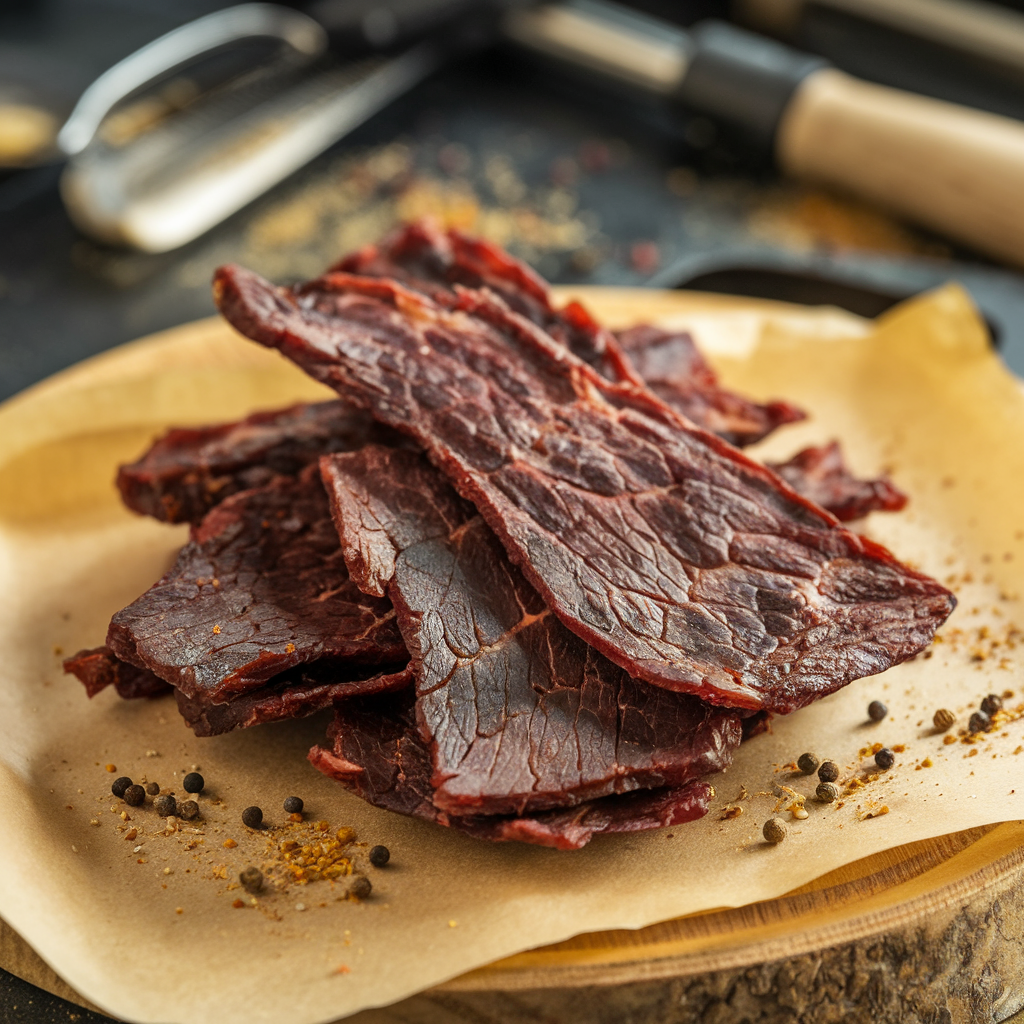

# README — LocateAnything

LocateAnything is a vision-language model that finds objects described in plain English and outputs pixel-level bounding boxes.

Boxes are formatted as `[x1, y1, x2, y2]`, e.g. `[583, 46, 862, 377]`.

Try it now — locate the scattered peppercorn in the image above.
[369, 845, 390, 868]
[762, 818, 787, 844]
[241, 806, 263, 829]
[179, 800, 199, 821]
[933, 708, 956, 732]
[349, 875, 372, 899]
[240, 866, 263, 894]
[868, 700, 888, 722]
[182, 772, 204, 794]
[969, 710, 992, 734]
[283, 796, 303, 814]
[145, 782, 160, 796]
[980, 693, 1003, 716]
[123, 784, 145, 807]
[816, 781, 840, 803]
[796, 752, 819, 775]
[818, 760, 840, 783]
[875, 747, 895, 770]
[154, 795, 178, 817]
[111, 776, 132, 799]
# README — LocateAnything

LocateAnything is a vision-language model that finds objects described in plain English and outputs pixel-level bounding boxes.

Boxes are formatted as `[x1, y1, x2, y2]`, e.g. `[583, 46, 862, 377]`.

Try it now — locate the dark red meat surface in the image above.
[321, 446, 743, 816]
[214, 263, 954, 714]
[615, 325, 806, 447]
[308, 691, 714, 850]
[117, 400, 395, 524]
[336, 220, 644, 386]
[63, 646, 172, 699]
[106, 465, 406, 702]
[176, 665, 411, 737]
[768, 441, 909, 522]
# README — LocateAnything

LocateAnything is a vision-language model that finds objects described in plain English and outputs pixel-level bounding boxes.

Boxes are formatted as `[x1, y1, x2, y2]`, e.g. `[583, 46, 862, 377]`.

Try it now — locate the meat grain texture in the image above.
[320, 445, 743, 817]
[106, 465, 407, 717]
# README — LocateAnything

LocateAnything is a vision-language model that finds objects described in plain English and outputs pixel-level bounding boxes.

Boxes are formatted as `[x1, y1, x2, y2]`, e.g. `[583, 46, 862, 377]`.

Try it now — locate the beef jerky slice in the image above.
[117, 400, 395, 524]
[63, 646, 173, 699]
[215, 265, 954, 714]
[321, 446, 742, 816]
[768, 442, 909, 522]
[337, 220, 642, 385]
[176, 666, 411, 737]
[346, 224, 802, 445]
[309, 691, 714, 850]
[107, 465, 406, 703]
[616, 325, 805, 447]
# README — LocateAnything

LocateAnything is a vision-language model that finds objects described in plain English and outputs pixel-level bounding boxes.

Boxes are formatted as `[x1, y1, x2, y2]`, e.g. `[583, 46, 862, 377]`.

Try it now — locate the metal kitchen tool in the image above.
[504, 0, 1024, 269]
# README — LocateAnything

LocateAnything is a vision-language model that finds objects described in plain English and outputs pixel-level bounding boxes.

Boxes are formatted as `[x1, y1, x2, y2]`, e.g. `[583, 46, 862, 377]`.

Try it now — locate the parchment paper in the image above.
[0, 285, 1021, 1024]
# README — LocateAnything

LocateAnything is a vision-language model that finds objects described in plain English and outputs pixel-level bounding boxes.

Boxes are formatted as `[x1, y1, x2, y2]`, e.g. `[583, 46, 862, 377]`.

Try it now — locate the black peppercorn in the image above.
[980, 694, 1003, 717]
[182, 772, 204, 794]
[154, 794, 178, 817]
[816, 781, 840, 803]
[111, 776, 132, 799]
[123, 784, 145, 807]
[796, 752, 819, 775]
[368, 845, 390, 868]
[179, 800, 200, 821]
[349, 875, 372, 899]
[868, 700, 888, 722]
[818, 760, 840, 783]
[969, 710, 991, 734]
[283, 796, 303, 814]
[240, 866, 263, 893]
[241, 806, 263, 828]
[145, 782, 160, 796]
[874, 747, 895, 770]
[762, 818, 787, 844]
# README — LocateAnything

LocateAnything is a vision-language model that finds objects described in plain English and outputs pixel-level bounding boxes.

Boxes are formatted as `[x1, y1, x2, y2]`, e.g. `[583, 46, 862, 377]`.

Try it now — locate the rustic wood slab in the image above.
[3, 295, 1023, 1024]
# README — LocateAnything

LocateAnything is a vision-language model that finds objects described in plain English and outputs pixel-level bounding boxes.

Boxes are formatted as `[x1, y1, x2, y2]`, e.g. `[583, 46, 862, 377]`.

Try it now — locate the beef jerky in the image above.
[107, 465, 406, 702]
[117, 400, 395, 524]
[616, 324, 805, 447]
[214, 263, 954, 714]
[63, 646, 172, 699]
[308, 691, 714, 850]
[768, 441, 909, 522]
[321, 446, 742, 816]
[336, 220, 641, 385]
[176, 665, 411, 737]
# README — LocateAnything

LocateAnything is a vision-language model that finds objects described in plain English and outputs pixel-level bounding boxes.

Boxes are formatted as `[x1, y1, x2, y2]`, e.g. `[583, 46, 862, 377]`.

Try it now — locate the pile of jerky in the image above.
[66, 222, 953, 849]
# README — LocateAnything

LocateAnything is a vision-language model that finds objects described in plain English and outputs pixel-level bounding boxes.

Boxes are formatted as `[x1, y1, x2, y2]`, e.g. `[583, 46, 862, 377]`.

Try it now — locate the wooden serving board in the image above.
[5, 822, 1024, 1023]
[2, 292, 1023, 1024]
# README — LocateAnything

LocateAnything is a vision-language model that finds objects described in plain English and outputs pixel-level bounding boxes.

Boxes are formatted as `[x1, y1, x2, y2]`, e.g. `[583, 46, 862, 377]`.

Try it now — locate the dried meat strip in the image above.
[615, 325, 806, 447]
[768, 441, 908, 522]
[63, 646, 172, 699]
[106, 465, 406, 703]
[65, 645, 409, 736]
[308, 691, 714, 850]
[117, 400, 395, 525]
[321, 446, 742, 816]
[336, 220, 641, 385]
[214, 263, 954, 714]
[176, 665, 411, 737]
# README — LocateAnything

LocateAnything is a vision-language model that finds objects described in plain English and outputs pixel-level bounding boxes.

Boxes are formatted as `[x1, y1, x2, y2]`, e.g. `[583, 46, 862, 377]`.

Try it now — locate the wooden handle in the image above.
[776, 67, 1024, 266]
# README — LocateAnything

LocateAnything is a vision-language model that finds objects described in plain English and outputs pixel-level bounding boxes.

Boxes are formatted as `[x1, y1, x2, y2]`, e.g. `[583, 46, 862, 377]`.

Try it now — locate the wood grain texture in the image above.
[777, 67, 1024, 268]
[1, 299, 1022, 1024]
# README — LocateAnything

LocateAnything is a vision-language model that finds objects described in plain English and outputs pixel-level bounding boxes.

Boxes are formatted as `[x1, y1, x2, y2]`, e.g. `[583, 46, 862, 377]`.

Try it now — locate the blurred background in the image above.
[3, 0, 1024, 398]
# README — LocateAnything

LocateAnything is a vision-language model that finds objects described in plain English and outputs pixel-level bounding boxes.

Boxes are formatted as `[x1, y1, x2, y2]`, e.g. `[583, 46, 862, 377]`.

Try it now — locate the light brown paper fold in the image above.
[0, 286, 1020, 1024]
